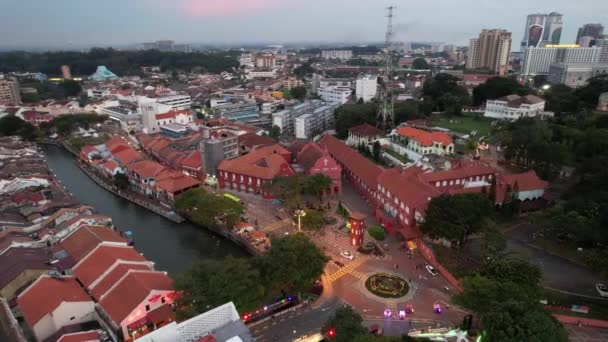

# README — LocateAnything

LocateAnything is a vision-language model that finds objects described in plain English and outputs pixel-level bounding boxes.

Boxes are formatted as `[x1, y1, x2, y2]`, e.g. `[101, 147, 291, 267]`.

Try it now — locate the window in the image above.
[145, 305, 150, 311]
[69, 316, 75, 321]
[161, 297, 166, 304]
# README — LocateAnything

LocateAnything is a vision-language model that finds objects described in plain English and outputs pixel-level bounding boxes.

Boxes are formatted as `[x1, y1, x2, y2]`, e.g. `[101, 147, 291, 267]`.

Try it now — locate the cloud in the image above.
[179, 0, 281, 17]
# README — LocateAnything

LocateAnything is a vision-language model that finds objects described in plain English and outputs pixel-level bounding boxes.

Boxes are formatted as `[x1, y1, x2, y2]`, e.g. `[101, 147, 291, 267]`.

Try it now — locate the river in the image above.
[41, 145, 247, 274]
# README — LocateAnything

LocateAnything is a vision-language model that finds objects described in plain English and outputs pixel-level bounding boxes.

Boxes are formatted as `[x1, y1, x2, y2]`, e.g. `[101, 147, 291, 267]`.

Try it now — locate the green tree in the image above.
[334, 103, 377, 139]
[112, 172, 130, 190]
[412, 57, 429, 70]
[0, 115, 37, 140]
[294, 63, 315, 78]
[472, 77, 532, 106]
[542, 83, 579, 114]
[174, 257, 265, 319]
[61, 80, 82, 97]
[367, 225, 386, 241]
[301, 209, 325, 231]
[372, 141, 381, 161]
[290, 86, 307, 100]
[422, 74, 470, 112]
[574, 74, 608, 109]
[175, 188, 244, 230]
[304, 174, 333, 202]
[260, 234, 328, 295]
[269, 125, 281, 140]
[481, 257, 541, 288]
[482, 301, 568, 342]
[323, 306, 368, 342]
[479, 219, 506, 261]
[420, 193, 494, 253]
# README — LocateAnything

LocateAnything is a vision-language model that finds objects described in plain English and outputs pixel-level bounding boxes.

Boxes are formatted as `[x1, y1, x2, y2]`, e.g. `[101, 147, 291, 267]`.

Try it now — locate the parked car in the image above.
[596, 283, 608, 297]
[425, 265, 438, 276]
[341, 251, 354, 260]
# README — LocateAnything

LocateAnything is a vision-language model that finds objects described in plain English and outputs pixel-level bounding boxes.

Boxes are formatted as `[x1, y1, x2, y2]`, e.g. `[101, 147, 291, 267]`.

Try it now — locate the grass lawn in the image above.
[430, 113, 495, 137]
[432, 244, 479, 279]
[384, 149, 411, 163]
[542, 288, 608, 320]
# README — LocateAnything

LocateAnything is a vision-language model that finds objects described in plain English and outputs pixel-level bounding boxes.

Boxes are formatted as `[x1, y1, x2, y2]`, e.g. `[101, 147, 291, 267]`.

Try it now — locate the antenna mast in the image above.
[377, 5, 395, 132]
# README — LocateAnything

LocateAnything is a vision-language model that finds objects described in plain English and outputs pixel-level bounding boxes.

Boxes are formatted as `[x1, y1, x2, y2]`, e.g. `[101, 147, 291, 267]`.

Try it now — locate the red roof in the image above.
[378, 167, 442, 214]
[155, 172, 200, 194]
[155, 110, 191, 120]
[17, 276, 92, 327]
[237, 132, 275, 150]
[180, 151, 202, 170]
[80, 145, 97, 156]
[59, 225, 127, 262]
[319, 135, 383, 188]
[99, 271, 174, 325]
[11, 190, 45, 205]
[101, 159, 120, 172]
[218, 144, 294, 180]
[112, 147, 142, 166]
[395, 127, 453, 147]
[56, 331, 101, 342]
[73, 245, 147, 288]
[463, 74, 494, 83]
[90, 263, 152, 300]
[349, 123, 384, 137]
[418, 161, 496, 183]
[105, 136, 131, 154]
[501, 170, 548, 192]
[127, 160, 167, 179]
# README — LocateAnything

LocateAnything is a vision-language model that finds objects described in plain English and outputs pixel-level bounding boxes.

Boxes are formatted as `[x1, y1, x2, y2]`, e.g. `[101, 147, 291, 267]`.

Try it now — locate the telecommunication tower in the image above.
[377, 5, 395, 132]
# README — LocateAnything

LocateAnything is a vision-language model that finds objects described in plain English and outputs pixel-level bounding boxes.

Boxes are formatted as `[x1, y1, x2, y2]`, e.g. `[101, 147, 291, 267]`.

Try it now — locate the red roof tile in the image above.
[237, 132, 275, 150]
[17, 276, 92, 327]
[501, 170, 548, 192]
[378, 167, 442, 213]
[73, 245, 147, 288]
[112, 147, 142, 166]
[59, 225, 127, 262]
[155, 110, 191, 120]
[349, 123, 384, 137]
[90, 263, 152, 300]
[418, 162, 496, 184]
[218, 144, 294, 180]
[99, 271, 174, 325]
[155, 172, 200, 194]
[127, 160, 167, 179]
[319, 135, 383, 188]
[180, 151, 202, 169]
[395, 127, 453, 147]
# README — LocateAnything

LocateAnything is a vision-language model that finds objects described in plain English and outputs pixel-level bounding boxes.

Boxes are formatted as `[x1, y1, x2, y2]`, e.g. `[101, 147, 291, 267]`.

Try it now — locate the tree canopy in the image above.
[0, 48, 239, 76]
[174, 257, 265, 319]
[454, 258, 567, 342]
[323, 306, 369, 342]
[422, 73, 470, 113]
[367, 225, 386, 241]
[175, 188, 244, 230]
[420, 193, 494, 250]
[412, 58, 430, 70]
[260, 233, 329, 295]
[472, 77, 532, 106]
[0, 116, 37, 140]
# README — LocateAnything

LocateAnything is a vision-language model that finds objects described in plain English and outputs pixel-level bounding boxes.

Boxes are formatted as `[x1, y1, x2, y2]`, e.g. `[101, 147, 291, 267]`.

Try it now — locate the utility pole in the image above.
[377, 5, 395, 132]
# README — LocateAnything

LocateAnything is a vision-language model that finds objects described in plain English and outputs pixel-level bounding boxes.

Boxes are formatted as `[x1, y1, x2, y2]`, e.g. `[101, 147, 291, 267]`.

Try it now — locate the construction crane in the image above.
[377, 5, 395, 132]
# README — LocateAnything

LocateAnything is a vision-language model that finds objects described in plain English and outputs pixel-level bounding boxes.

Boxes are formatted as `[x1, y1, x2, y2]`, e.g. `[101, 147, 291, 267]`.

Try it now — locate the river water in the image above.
[41, 145, 247, 274]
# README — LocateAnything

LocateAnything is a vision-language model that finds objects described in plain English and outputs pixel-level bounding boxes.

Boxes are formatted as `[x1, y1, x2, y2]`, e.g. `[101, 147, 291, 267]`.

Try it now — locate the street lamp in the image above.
[295, 209, 306, 232]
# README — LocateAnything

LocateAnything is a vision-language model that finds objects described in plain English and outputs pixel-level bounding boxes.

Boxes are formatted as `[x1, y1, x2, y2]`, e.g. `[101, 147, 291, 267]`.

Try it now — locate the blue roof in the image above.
[90, 65, 118, 81]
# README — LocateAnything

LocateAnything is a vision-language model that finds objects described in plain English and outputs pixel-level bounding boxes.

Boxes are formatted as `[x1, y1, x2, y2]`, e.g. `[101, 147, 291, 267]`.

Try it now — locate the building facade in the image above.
[548, 63, 608, 88]
[355, 75, 378, 102]
[484, 94, 548, 121]
[467, 29, 512, 76]
[520, 12, 563, 49]
[522, 46, 601, 75]
[294, 104, 338, 139]
[214, 102, 259, 122]
[255, 54, 276, 69]
[317, 86, 351, 104]
[321, 50, 353, 60]
[576, 24, 604, 46]
[0, 79, 20, 105]
[598, 92, 608, 112]
[156, 95, 192, 110]
[393, 126, 455, 156]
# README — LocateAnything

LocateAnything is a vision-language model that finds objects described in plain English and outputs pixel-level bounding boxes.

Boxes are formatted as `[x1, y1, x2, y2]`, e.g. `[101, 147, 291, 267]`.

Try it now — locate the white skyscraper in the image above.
[521, 12, 563, 50]
[355, 75, 378, 103]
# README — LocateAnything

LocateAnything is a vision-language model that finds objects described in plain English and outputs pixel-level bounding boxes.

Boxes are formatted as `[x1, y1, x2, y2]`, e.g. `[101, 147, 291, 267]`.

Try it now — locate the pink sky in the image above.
[180, 0, 282, 17]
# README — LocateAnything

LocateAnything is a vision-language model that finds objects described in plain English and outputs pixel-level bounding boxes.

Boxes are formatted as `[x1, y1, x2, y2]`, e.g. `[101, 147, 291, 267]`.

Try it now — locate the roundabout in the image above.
[365, 273, 410, 298]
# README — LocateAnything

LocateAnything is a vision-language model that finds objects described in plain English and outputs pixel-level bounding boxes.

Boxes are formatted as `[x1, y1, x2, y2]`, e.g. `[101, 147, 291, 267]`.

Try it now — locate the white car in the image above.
[596, 283, 608, 298]
[426, 265, 438, 276]
[341, 251, 354, 260]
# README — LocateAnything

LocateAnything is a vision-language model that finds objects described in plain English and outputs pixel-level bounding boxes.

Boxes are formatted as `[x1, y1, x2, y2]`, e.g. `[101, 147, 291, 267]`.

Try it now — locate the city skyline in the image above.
[1, 0, 608, 49]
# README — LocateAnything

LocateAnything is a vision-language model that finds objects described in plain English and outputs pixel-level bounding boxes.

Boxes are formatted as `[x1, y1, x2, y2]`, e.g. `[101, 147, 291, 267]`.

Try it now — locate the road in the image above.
[250, 298, 341, 342]
[505, 223, 604, 297]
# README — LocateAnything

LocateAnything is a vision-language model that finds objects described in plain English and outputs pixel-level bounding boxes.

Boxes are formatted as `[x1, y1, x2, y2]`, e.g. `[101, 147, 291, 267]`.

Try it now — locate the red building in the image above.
[319, 135, 549, 239]
[348, 212, 366, 247]
[217, 144, 295, 198]
[20, 111, 53, 126]
[295, 142, 342, 195]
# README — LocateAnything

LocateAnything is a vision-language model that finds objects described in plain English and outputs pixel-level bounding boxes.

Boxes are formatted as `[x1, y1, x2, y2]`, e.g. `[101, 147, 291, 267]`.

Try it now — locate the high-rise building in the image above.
[522, 46, 601, 75]
[520, 12, 563, 49]
[321, 50, 353, 60]
[61, 65, 71, 80]
[355, 75, 378, 103]
[255, 54, 276, 69]
[466, 29, 512, 76]
[156, 40, 174, 51]
[0, 79, 21, 105]
[597, 37, 608, 63]
[576, 24, 604, 46]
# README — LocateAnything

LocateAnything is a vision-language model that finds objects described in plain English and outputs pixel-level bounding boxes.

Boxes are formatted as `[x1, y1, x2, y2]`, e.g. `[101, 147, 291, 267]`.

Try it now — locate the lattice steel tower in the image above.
[377, 5, 395, 132]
